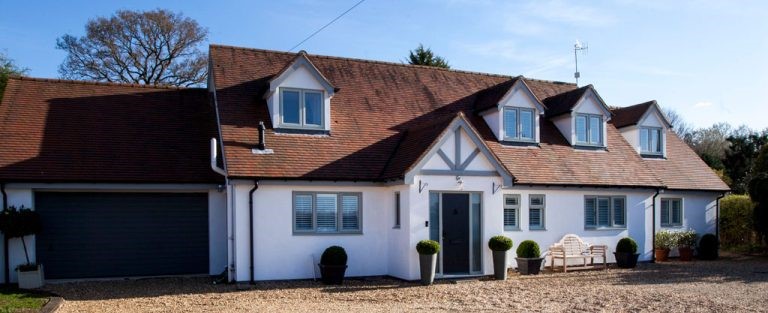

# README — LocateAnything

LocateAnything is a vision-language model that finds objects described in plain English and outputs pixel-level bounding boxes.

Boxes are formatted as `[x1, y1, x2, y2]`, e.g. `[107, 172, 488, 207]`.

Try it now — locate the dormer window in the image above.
[575, 113, 603, 146]
[280, 88, 324, 128]
[503, 107, 535, 141]
[640, 127, 663, 155]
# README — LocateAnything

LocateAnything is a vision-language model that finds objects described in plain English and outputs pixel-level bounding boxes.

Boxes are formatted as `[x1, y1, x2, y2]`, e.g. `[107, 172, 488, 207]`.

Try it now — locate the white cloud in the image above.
[694, 101, 713, 108]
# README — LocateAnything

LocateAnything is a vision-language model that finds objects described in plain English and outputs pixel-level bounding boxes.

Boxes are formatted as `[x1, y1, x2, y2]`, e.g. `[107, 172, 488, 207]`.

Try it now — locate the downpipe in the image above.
[651, 189, 662, 263]
[248, 181, 259, 284]
[715, 193, 727, 241]
[1, 182, 7, 285]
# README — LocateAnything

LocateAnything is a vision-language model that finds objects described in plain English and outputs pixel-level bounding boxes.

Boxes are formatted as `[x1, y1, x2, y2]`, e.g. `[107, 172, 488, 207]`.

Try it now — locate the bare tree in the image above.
[56, 9, 208, 87]
[663, 107, 694, 144]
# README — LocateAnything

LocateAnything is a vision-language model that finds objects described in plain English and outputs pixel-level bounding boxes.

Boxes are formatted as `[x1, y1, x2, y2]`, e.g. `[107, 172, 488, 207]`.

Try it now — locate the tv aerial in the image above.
[574, 40, 588, 86]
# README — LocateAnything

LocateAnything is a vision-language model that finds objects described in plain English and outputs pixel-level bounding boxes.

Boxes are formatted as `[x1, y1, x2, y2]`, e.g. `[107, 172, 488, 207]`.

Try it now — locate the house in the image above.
[0, 45, 728, 283]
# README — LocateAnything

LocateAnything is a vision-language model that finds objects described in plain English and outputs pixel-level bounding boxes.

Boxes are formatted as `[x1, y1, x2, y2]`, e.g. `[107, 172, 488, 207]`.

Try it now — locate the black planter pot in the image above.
[614, 252, 640, 268]
[515, 257, 544, 275]
[318, 264, 347, 285]
[492, 250, 508, 280]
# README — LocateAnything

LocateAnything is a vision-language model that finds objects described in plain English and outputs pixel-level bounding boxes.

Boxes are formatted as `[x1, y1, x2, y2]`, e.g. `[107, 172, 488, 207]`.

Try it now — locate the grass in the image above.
[0, 287, 48, 313]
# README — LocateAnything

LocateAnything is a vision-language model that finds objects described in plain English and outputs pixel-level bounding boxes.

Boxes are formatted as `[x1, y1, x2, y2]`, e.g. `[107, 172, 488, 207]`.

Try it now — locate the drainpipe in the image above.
[715, 193, 726, 242]
[210, 138, 227, 176]
[1, 183, 7, 285]
[248, 181, 259, 284]
[651, 189, 662, 263]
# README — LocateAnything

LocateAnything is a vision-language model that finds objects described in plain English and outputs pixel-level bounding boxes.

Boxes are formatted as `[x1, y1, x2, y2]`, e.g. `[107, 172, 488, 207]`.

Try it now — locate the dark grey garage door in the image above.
[35, 192, 209, 279]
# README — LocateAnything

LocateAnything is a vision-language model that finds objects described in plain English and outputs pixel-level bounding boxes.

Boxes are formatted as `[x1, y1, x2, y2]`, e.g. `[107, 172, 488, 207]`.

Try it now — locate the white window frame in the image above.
[279, 87, 325, 129]
[584, 195, 626, 229]
[661, 198, 683, 227]
[394, 192, 401, 229]
[528, 194, 546, 230]
[503, 194, 521, 231]
[575, 113, 604, 146]
[640, 127, 664, 155]
[292, 191, 362, 234]
[503, 107, 536, 142]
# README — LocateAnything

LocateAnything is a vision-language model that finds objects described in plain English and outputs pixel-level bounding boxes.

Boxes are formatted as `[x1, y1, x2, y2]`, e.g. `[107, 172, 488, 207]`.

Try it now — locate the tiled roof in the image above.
[211, 45, 667, 187]
[0, 77, 222, 183]
[543, 84, 592, 117]
[473, 76, 522, 113]
[611, 101, 655, 128]
[644, 129, 729, 191]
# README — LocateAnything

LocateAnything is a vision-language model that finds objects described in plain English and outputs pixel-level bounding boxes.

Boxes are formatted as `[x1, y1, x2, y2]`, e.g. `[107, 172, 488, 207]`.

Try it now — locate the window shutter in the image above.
[672, 200, 682, 225]
[504, 207, 517, 228]
[597, 197, 610, 227]
[341, 195, 360, 231]
[613, 197, 626, 226]
[316, 194, 338, 232]
[530, 195, 544, 207]
[295, 194, 314, 231]
[585, 197, 596, 227]
[661, 200, 670, 225]
[529, 208, 542, 227]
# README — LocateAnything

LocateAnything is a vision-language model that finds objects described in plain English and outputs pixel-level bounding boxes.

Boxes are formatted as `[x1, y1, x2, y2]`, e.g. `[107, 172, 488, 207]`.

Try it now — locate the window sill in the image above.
[275, 127, 330, 136]
[293, 231, 363, 236]
[393, 226, 401, 229]
[661, 225, 683, 228]
[584, 227, 626, 231]
[504, 227, 521, 232]
[574, 144, 606, 151]
[500, 140, 540, 148]
[528, 227, 546, 231]
[641, 153, 665, 159]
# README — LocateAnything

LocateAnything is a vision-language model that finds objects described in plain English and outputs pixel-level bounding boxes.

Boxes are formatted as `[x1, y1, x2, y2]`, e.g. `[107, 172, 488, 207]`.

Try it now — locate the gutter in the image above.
[715, 193, 727, 241]
[1, 183, 7, 285]
[651, 188, 662, 263]
[248, 181, 259, 284]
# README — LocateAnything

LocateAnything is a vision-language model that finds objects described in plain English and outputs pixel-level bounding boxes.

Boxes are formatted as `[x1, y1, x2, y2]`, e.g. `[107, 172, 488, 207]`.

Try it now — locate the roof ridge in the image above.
[6, 76, 205, 90]
[612, 100, 656, 111]
[209, 44, 576, 86]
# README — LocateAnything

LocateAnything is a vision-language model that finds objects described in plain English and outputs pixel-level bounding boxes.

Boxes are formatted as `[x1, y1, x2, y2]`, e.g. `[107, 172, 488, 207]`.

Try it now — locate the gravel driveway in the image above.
[45, 254, 768, 312]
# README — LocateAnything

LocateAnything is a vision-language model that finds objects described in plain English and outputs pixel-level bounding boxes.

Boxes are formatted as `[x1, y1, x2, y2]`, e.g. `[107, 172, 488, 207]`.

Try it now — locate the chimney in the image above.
[257, 121, 266, 150]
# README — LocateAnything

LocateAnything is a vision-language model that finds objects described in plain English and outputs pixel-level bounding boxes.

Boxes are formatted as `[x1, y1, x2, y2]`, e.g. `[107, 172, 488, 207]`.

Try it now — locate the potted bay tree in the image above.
[416, 239, 440, 285]
[0, 206, 43, 289]
[614, 237, 640, 268]
[488, 235, 513, 280]
[515, 240, 543, 275]
[318, 246, 348, 285]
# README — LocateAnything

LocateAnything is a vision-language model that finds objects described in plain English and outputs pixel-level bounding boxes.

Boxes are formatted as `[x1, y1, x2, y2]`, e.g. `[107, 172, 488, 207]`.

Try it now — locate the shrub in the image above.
[516, 240, 540, 258]
[416, 240, 440, 255]
[677, 229, 698, 248]
[320, 246, 348, 266]
[719, 195, 759, 250]
[488, 235, 513, 252]
[654, 230, 676, 250]
[698, 233, 719, 260]
[616, 237, 638, 254]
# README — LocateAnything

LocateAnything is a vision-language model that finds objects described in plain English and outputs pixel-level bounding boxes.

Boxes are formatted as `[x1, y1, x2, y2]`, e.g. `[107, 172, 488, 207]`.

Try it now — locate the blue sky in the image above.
[1, 0, 766, 129]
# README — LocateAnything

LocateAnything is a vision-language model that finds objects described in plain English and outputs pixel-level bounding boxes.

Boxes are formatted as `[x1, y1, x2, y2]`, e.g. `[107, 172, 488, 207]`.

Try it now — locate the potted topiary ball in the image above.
[488, 235, 513, 280]
[318, 246, 348, 285]
[697, 233, 719, 260]
[416, 239, 440, 285]
[515, 240, 543, 275]
[0, 206, 43, 289]
[614, 237, 640, 268]
[677, 230, 697, 261]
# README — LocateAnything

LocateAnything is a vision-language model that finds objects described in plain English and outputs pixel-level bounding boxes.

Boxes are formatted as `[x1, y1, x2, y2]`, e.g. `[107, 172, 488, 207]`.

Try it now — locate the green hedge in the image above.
[720, 195, 759, 251]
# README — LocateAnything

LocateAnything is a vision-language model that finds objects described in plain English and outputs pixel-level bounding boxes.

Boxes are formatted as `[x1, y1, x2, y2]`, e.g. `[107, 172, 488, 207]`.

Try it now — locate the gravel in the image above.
[45, 255, 768, 313]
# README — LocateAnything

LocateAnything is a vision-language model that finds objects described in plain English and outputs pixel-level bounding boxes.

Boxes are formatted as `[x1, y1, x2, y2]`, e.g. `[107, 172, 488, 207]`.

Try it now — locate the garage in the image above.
[35, 192, 209, 279]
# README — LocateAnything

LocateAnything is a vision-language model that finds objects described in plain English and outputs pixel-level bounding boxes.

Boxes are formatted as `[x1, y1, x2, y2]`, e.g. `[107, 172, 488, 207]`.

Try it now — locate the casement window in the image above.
[584, 196, 626, 229]
[394, 192, 401, 229]
[280, 88, 324, 128]
[575, 114, 603, 146]
[640, 127, 664, 155]
[503, 107, 535, 141]
[529, 195, 546, 230]
[661, 198, 683, 227]
[293, 192, 361, 234]
[503, 194, 521, 231]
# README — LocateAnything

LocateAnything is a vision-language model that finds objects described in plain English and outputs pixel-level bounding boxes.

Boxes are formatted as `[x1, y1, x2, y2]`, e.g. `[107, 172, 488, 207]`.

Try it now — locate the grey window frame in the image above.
[292, 191, 362, 235]
[394, 192, 401, 229]
[584, 195, 627, 229]
[503, 194, 521, 231]
[528, 194, 546, 230]
[503, 107, 536, 142]
[640, 127, 664, 155]
[575, 113, 604, 146]
[279, 87, 325, 129]
[660, 198, 683, 227]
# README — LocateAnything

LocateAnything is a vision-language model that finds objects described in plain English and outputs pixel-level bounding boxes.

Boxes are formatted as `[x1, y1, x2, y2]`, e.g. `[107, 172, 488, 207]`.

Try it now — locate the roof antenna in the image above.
[573, 40, 588, 86]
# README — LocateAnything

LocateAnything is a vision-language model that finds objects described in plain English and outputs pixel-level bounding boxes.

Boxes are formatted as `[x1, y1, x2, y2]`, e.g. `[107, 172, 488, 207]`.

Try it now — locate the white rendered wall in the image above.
[654, 191, 719, 257]
[232, 182, 394, 281]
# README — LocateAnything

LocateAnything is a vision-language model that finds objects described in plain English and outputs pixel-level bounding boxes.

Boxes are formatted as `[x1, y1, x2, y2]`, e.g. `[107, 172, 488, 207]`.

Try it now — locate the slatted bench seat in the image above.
[549, 234, 608, 273]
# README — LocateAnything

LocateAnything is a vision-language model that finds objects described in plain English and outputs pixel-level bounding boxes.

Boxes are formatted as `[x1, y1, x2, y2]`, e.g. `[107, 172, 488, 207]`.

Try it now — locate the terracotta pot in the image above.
[655, 248, 670, 262]
[678, 247, 694, 261]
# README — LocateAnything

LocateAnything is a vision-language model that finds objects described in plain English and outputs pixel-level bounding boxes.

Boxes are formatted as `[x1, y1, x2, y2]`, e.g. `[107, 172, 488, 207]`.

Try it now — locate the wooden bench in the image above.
[549, 234, 608, 272]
